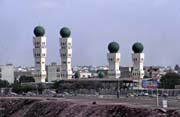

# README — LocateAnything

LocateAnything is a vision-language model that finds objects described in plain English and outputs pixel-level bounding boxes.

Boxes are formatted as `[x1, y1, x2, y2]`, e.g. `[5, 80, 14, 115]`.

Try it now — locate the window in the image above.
[61, 53, 66, 57]
[36, 61, 40, 64]
[56, 68, 60, 72]
[35, 53, 40, 57]
[0, 73, 1, 78]
[109, 58, 113, 61]
[61, 42, 66, 46]
[62, 61, 66, 64]
[42, 53, 45, 57]
[0, 68, 1, 72]
[133, 58, 138, 61]
[35, 42, 40, 47]
[41, 42, 46, 48]
[35, 42, 40, 45]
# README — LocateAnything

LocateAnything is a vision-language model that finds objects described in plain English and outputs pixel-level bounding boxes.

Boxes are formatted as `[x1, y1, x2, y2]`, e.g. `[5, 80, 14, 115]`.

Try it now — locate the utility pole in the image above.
[117, 79, 120, 98]
[156, 88, 159, 107]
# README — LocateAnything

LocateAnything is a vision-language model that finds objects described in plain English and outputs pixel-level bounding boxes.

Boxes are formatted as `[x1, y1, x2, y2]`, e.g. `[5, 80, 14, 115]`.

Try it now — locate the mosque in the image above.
[32, 25, 145, 89]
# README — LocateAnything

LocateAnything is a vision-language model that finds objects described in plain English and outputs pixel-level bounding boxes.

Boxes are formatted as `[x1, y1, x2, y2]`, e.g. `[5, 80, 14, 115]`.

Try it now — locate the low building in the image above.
[47, 63, 61, 82]
[120, 66, 131, 78]
[79, 71, 92, 78]
[0, 64, 14, 83]
[144, 66, 165, 79]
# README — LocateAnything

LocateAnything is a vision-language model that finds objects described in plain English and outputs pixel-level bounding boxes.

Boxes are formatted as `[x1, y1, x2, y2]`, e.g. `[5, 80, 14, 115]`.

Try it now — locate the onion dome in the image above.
[60, 27, 71, 38]
[108, 41, 119, 53]
[33, 26, 45, 37]
[132, 42, 144, 53]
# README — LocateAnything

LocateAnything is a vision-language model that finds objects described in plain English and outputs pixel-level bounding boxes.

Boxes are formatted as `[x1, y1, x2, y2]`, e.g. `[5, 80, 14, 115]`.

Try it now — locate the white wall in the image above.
[47, 64, 61, 82]
[33, 36, 47, 82]
[0, 65, 14, 83]
[107, 53, 121, 78]
[60, 37, 72, 79]
[80, 72, 92, 78]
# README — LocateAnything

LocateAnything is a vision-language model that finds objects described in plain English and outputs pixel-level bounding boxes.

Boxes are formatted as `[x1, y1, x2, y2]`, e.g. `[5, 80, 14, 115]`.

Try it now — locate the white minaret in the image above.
[33, 26, 47, 82]
[107, 41, 121, 79]
[59, 27, 72, 79]
[132, 42, 144, 88]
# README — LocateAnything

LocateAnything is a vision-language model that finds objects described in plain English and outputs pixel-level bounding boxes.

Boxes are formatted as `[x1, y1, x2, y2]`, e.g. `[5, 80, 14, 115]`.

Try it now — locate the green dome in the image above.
[33, 26, 45, 37]
[132, 42, 144, 53]
[60, 27, 71, 38]
[108, 41, 119, 53]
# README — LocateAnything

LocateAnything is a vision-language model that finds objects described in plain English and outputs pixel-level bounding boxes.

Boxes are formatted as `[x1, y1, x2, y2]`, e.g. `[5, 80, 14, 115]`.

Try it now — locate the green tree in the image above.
[160, 72, 180, 89]
[52, 80, 70, 93]
[19, 76, 35, 83]
[0, 79, 9, 88]
[11, 81, 36, 94]
[74, 71, 80, 79]
[98, 72, 105, 78]
[53, 80, 104, 93]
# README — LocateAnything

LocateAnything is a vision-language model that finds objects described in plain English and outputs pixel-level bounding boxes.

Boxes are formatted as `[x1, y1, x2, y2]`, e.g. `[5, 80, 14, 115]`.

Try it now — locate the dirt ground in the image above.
[0, 97, 179, 117]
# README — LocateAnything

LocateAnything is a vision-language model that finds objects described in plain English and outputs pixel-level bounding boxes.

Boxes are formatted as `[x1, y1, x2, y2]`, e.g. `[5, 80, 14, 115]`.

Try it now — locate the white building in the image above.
[132, 42, 145, 89]
[33, 26, 47, 82]
[47, 63, 61, 82]
[0, 64, 14, 83]
[79, 71, 92, 78]
[107, 41, 121, 79]
[59, 27, 72, 79]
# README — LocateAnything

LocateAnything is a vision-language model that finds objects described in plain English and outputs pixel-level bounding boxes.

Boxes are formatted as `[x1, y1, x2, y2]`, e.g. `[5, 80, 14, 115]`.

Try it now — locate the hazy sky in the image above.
[0, 0, 180, 67]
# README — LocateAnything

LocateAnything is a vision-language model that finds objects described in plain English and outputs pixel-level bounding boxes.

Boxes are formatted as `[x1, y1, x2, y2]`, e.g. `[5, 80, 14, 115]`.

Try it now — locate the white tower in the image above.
[107, 41, 121, 79]
[33, 26, 47, 82]
[59, 27, 72, 79]
[132, 42, 144, 88]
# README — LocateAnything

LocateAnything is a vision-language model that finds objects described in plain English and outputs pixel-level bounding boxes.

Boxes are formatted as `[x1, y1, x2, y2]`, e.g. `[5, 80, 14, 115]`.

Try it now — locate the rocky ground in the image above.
[0, 97, 180, 117]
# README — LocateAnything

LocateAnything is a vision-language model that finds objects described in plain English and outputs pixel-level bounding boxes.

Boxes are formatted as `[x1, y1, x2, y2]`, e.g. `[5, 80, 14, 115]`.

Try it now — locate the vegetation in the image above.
[11, 83, 36, 94]
[98, 71, 105, 78]
[159, 72, 180, 89]
[11, 76, 36, 93]
[74, 71, 80, 79]
[0, 79, 9, 88]
[53, 80, 103, 93]
[19, 76, 35, 83]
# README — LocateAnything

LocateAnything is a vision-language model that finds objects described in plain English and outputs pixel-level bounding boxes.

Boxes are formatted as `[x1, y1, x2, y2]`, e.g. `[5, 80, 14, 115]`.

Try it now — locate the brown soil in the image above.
[0, 97, 179, 117]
